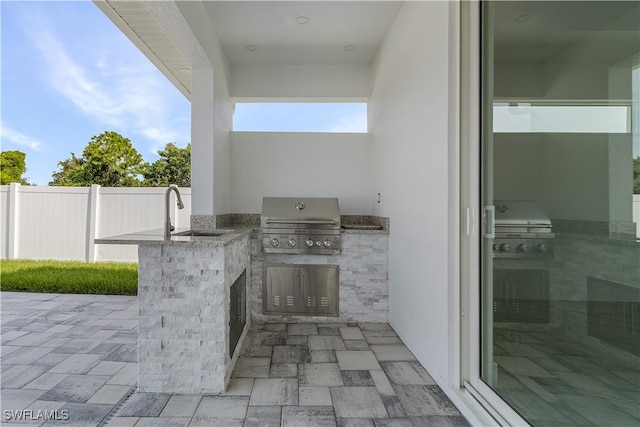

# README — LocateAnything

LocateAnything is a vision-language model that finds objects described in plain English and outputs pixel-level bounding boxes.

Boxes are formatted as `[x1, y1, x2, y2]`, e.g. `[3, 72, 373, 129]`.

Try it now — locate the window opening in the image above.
[232, 103, 367, 133]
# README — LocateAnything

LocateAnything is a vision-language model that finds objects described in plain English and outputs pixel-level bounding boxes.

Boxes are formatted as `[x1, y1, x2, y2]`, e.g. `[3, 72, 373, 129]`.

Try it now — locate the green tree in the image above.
[51, 131, 144, 187]
[0, 150, 30, 185]
[142, 143, 191, 187]
[50, 153, 85, 186]
[634, 156, 640, 194]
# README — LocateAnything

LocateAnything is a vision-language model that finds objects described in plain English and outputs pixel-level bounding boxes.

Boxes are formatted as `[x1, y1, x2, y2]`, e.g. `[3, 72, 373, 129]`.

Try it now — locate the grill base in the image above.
[263, 264, 339, 316]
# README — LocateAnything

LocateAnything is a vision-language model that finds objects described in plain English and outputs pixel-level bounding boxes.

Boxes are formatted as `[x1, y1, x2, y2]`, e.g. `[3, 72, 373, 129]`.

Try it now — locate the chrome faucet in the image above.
[165, 185, 185, 239]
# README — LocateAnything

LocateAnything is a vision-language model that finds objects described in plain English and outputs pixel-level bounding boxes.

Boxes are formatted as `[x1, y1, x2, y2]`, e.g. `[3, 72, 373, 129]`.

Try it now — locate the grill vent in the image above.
[286, 296, 295, 306]
[272, 295, 281, 306]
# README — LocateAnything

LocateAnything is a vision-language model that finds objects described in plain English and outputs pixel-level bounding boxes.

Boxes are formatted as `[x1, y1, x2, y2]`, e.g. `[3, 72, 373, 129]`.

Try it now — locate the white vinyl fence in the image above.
[1, 184, 191, 262]
[1, 185, 638, 262]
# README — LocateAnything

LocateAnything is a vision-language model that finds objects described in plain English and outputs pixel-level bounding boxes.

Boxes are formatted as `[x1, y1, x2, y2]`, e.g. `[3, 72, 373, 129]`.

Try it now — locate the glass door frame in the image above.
[458, 1, 531, 425]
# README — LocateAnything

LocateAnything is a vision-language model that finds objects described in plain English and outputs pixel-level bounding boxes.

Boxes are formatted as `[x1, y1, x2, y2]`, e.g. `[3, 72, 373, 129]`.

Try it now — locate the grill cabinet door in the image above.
[493, 269, 549, 323]
[264, 264, 339, 316]
[301, 266, 339, 316]
[229, 270, 246, 357]
[265, 266, 301, 313]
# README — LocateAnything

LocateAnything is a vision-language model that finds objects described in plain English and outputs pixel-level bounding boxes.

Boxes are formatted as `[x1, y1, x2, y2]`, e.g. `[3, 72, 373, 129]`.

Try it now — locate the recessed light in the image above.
[296, 16, 309, 24]
[515, 14, 532, 23]
[246, 45, 257, 52]
[180, 67, 192, 74]
[343, 45, 356, 51]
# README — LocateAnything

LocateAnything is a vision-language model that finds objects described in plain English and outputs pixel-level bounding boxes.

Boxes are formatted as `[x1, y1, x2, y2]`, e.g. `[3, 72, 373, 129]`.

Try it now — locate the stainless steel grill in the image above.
[493, 200, 555, 259]
[261, 197, 341, 255]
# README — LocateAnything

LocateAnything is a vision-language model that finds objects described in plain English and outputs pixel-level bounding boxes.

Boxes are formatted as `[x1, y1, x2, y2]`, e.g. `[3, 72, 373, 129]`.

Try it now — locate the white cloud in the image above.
[142, 127, 184, 155]
[24, 12, 188, 154]
[328, 111, 368, 133]
[1, 125, 45, 151]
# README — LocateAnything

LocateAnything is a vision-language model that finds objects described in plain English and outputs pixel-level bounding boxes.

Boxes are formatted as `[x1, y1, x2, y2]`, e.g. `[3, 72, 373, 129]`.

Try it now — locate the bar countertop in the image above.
[95, 227, 252, 247]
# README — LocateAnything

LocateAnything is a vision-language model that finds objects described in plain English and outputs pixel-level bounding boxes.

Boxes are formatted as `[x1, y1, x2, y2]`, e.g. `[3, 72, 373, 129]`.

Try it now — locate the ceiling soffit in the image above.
[96, 1, 406, 101]
[94, 0, 192, 98]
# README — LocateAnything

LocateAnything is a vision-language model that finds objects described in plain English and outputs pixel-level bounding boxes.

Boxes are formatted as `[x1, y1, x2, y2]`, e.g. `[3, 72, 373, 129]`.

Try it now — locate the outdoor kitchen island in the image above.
[96, 217, 389, 394]
[96, 227, 252, 394]
[251, 219, 390, 324]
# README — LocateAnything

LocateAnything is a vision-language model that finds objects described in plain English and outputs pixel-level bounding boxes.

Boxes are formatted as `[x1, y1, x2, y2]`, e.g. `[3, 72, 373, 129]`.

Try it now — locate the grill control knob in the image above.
[323, 240, 331, 248]
[499, 244, 511, 251]
[493, 244, 500, 251]
[270, 239, 279, 247]
[537, 244, 547, 252]
[288, 239, 296, 247]
[315, 240, 322, 247]
[305, 239, 314, 248]
[517, 243, 529, 252]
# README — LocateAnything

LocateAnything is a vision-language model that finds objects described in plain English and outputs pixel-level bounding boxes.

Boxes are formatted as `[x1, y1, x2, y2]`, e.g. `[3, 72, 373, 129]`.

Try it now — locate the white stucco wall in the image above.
[230, 64, 371, 100]
[213, 70, 233, 215]
[191, 66, 216, 217]
[229, 131, 372, 214]
[175, 1, 233, 217]
[369, 0, 453, 386]
[494, 133, 626, 223]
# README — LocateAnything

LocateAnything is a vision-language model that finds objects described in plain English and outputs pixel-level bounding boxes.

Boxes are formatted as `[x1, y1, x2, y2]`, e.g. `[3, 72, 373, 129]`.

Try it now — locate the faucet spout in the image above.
[165, 185, 185, 239]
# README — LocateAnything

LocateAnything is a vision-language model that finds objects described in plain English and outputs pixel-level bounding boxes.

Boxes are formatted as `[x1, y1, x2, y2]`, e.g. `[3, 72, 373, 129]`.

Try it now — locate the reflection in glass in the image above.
[493, 104, 630, 134]
[481, 2, 640, 426]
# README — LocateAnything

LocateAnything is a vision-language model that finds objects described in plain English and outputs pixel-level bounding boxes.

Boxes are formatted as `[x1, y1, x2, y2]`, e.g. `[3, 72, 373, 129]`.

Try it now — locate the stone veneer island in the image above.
[137, 234, 250, 393]
[96, 215, 388, 394]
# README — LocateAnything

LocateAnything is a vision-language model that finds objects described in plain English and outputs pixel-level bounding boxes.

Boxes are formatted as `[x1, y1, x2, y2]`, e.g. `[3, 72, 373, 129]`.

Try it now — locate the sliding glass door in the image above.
[479, 2, 640, 426]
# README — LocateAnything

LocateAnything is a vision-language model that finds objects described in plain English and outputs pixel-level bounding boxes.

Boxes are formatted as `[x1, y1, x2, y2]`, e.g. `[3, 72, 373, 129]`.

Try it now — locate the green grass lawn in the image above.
[0, 260, 138, 295]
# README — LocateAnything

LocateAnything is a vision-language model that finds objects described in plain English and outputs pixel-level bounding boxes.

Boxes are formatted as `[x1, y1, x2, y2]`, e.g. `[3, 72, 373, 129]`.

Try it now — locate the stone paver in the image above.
[112, 321, 471, 426]
[2, 293, 471, 426]
[1, 292, 137, 426]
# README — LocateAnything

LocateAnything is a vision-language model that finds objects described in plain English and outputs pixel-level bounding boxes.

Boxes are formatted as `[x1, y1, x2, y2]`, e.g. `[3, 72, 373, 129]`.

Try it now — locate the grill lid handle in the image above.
[494, 223, 551, 228]
[265, 219, 337, 225]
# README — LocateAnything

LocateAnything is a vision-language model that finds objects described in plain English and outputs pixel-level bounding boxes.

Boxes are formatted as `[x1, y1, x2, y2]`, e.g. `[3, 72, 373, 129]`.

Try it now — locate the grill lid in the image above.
[494, 200, 551, 226]
[261, 197, 340, 229]
[493, 200, 554, 257]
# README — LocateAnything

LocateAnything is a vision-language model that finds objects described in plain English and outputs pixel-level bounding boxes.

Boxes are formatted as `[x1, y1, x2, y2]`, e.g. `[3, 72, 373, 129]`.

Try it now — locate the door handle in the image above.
[483, 205, 495, 239]
[466, 207, 478, 236]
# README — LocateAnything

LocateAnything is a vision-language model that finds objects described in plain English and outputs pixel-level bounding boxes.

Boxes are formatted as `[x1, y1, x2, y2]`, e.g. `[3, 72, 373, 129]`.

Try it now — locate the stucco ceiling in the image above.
[95, 1, 638, 100]
[95, 1, 404, 99]
[203, 1, 403, 66]
[493, 1, 639, 63]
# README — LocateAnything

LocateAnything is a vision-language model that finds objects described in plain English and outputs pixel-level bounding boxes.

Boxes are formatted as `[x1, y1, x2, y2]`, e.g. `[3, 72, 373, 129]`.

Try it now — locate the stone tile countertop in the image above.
[340, 215, 389, 234]
[95, 227, 252, 246]
[96, 215, 389, 246]
[340, 224, 388, 234]
[215, 214, 390, 234]
[96, 213, 389, 247]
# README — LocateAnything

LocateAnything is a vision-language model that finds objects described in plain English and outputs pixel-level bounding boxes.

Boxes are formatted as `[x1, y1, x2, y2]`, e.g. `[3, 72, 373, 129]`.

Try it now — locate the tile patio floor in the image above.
[1, 293, 470, 427]
[491, 327, 640, 427]
[1, 292, 138, 426]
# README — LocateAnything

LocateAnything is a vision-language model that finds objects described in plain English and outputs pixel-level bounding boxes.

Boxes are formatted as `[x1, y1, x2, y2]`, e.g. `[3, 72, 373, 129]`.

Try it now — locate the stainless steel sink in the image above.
[172, 229, 232, 237]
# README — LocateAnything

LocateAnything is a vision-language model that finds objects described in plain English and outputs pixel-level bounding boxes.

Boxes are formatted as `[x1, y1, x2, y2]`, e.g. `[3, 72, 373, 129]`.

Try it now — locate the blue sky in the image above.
[1, 1, 367, 186]
[1, 1, 191, 185]
[234, 103, 367, 133]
